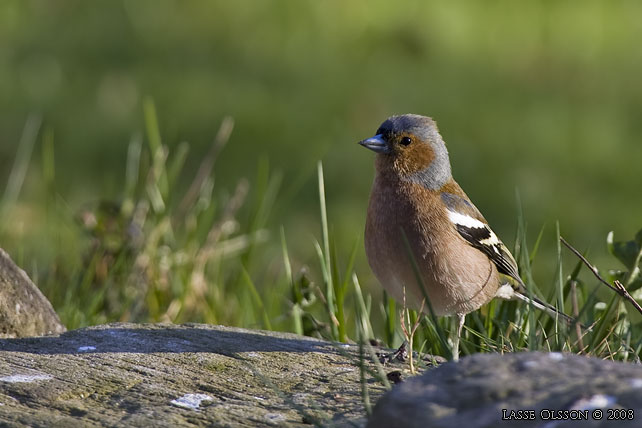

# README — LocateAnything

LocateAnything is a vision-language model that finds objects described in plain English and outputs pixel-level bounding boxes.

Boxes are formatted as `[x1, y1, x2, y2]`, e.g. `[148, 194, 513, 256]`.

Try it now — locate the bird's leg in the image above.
[452, 313, 465, 361]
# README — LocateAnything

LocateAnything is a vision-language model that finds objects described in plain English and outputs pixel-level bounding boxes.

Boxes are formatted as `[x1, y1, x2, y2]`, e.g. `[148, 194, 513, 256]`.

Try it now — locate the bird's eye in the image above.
[400, 136, 412, 146]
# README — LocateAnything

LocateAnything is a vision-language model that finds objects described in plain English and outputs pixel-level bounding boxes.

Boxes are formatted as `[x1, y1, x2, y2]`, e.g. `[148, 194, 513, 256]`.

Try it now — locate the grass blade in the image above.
[317, 162, 338, 339]
[353, 273, 374, 341]
[2, 114, 42, 214]
[554, 221, 568, 349]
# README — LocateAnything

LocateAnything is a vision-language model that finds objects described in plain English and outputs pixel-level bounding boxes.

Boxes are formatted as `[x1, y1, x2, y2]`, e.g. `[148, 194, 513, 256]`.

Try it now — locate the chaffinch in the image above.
[359, 114, 571, 360]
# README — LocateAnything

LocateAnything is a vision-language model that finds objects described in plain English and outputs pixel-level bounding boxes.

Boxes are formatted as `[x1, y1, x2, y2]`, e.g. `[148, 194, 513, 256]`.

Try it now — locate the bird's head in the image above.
[359, 114, 452, 189]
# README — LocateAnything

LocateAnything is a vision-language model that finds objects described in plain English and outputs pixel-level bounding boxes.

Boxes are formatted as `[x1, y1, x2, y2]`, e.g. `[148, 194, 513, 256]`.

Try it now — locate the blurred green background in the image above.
[1, 0, 641, 333]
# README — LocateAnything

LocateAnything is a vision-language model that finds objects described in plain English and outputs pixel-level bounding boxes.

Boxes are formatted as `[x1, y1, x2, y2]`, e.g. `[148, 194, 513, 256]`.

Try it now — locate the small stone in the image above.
[386, 370, 403, 384]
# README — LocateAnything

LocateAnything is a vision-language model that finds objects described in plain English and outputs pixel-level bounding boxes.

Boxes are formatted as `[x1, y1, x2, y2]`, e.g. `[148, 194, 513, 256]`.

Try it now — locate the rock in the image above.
[0, 323, 388, 427]
[0, 248, 65, 338]
[368, 351, 642, 428]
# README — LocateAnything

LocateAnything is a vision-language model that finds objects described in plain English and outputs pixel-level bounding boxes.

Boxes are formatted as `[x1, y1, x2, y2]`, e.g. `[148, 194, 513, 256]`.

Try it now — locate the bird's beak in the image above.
[358, 134, 390, 154]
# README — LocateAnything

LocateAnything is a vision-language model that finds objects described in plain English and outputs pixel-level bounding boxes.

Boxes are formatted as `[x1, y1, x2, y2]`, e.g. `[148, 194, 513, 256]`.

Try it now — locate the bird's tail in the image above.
[511, 290, 577, 325]
[495, 281, 581, 326]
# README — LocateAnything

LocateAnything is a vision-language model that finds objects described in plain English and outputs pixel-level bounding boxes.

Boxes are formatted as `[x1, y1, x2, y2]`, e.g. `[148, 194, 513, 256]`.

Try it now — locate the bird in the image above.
[359, 114, 573, 360]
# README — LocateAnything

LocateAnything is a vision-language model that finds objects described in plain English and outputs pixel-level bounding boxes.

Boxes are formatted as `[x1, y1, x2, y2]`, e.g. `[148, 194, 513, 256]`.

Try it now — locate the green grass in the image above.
[2, 104, 642, 366]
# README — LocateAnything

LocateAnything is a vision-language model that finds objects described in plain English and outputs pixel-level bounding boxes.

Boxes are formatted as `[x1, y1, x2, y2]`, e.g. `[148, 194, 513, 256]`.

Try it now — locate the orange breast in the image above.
[365, 176, 500, 316]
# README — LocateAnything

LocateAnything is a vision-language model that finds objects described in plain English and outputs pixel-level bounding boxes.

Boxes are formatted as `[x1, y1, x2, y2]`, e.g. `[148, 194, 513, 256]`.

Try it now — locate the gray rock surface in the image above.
[0, 323, 388, 427]
[0, 248, 65, 338]
[368, 351, 642, 428]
